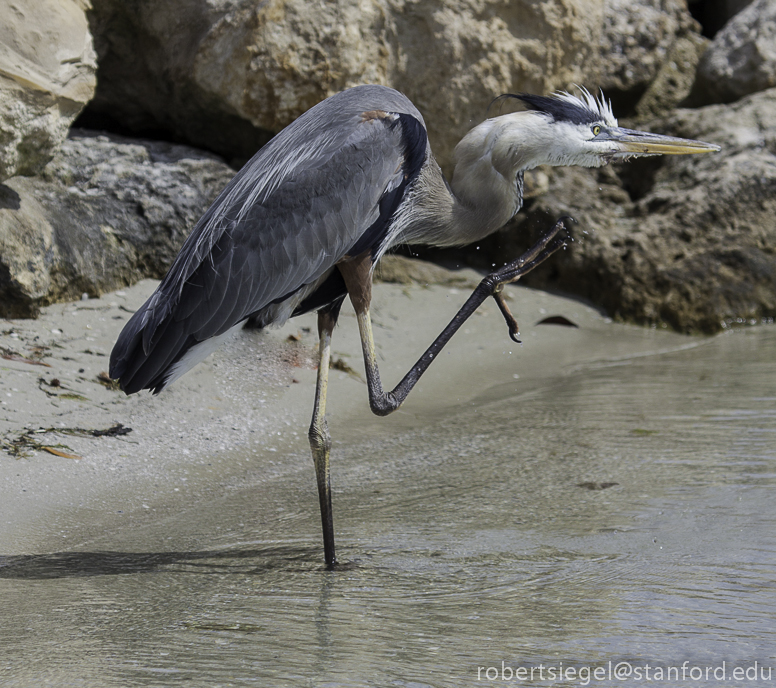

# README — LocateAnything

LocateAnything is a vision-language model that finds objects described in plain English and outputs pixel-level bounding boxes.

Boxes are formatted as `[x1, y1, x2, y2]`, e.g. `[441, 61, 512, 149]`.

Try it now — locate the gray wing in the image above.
[110, 85, 427, 394]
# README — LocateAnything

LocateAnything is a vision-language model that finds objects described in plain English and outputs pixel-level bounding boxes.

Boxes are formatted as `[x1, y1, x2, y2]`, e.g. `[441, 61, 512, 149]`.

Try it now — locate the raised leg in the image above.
[339, 217, 570, 417]
[308, 301, 343, 569]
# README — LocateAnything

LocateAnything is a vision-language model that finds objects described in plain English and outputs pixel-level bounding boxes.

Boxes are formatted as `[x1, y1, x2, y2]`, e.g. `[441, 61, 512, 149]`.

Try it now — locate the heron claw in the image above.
[492, 289, 521, 343]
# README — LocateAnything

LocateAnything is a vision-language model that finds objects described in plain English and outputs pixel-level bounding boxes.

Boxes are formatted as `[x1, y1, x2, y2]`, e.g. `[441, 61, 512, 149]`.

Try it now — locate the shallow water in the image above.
[2, 326, 775, 687]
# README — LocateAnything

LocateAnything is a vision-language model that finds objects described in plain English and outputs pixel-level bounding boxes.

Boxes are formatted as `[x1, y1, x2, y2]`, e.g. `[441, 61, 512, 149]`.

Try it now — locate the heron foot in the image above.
[490, 216, 572, 287]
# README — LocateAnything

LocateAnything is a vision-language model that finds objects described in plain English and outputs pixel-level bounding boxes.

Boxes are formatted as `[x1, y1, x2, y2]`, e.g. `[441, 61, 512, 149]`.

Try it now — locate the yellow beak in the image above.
[604, 127, 721, 157]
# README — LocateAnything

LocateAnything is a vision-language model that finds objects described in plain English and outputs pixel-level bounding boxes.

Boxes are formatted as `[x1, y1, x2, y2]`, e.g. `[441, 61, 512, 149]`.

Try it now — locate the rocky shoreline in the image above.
[2, 0, 775, 329]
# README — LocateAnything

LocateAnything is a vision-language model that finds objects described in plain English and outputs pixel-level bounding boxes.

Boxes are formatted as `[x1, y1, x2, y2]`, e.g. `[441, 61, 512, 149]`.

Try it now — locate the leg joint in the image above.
[308, 419, 331, 453]
[369, 392, 400, 417]
[478, 274, 501, 296]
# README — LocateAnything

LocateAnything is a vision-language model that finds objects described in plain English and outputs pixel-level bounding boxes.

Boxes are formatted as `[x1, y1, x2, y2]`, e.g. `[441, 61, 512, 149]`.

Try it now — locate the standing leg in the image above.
[308, 299, 343, 569]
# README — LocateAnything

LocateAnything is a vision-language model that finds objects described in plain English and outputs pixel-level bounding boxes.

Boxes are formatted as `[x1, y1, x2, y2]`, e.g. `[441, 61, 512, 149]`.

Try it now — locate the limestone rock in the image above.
[635, 32, 710, 119]
[691, 0, 776, 104]
[0, 132, 235, 317]
[0, 0, 97, 181]
[85, 0, 605, 172]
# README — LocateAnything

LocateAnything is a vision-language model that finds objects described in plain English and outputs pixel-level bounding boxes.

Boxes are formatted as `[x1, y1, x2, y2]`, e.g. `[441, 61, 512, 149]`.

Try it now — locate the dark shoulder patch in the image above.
[500, 93, 601, 125]
[347, 112, 427, 258]
[391, 113, 427, 179]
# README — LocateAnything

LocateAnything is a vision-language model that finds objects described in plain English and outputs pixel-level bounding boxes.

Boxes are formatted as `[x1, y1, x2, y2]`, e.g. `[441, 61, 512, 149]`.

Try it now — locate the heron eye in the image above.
[592, 125, 601, 136]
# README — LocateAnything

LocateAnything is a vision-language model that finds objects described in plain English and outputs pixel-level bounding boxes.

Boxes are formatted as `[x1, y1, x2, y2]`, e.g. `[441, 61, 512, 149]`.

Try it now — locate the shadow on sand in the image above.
[0, 545, 324, 579]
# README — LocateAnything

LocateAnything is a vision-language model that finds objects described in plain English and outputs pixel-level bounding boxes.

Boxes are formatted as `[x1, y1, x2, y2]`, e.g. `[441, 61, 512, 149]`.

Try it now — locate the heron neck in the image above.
[391, 158, 524, 251]
[449, 166, 524, 245]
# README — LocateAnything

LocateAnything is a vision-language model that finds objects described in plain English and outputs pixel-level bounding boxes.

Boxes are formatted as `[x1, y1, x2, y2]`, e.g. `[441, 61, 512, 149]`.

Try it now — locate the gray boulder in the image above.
[687, 0, 755, 37]
[0, 131, 235, 317]
[599, 0, 701, 109]
[0, 0, 97, 182]
[634, 32, 710, 120]
[691, 0, 776, 104]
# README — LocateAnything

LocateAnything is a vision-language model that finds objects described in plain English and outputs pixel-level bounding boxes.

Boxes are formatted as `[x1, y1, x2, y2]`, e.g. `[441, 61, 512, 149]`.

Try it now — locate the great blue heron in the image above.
[109, 84, 718, 568]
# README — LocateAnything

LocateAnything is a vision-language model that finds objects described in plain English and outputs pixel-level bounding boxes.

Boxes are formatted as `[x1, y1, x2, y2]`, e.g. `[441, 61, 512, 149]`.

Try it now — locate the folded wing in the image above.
[109, 85, 427, 394]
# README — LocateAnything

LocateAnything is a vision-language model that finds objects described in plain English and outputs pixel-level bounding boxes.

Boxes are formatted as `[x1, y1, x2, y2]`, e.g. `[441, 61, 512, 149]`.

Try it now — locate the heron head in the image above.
[469, 88, 720, 173]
